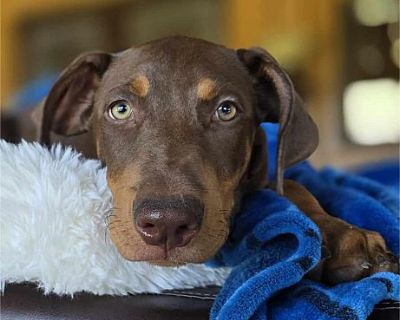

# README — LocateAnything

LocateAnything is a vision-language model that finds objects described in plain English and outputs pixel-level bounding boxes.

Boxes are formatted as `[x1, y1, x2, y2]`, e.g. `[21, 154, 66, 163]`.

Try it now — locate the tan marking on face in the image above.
[197, 78, 217, 101]
[130, 75, 150, 97]
[95, 138, 101, 158]
[106, 165, 163, 260]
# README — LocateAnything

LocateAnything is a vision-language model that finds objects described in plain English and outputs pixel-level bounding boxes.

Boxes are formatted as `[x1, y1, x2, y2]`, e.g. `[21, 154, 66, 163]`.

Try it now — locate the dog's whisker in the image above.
[105, 220, 122, 228]
[106, 225, 117, 231]
[104, 213, 117, 219]
[104, 217, 117, 223]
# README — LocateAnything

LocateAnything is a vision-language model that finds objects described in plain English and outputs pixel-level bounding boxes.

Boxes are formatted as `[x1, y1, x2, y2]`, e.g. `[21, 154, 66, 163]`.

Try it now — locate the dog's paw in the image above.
[309, 221, 399, 285]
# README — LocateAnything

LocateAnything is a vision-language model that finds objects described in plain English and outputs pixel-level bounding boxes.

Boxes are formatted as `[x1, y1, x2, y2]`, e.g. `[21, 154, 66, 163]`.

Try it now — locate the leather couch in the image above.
[1, 284, 399, 319]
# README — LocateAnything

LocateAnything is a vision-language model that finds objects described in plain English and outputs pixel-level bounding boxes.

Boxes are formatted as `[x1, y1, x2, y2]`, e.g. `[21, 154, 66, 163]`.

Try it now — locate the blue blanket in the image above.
[209, 124, 399, 320]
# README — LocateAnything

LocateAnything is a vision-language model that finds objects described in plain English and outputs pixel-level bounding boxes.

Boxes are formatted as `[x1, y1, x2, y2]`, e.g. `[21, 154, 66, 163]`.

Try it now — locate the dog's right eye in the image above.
[215, 101, 238, 122]
[108, 101, 133, 120]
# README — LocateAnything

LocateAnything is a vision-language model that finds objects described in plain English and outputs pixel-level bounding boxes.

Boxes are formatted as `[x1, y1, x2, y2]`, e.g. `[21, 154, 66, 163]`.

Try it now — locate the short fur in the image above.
[35, 36, 397, 284]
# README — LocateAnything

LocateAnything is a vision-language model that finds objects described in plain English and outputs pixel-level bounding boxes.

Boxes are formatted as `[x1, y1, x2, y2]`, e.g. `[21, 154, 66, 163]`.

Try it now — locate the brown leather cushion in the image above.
[1, 284, 398, 320]
[369, 300, 400, 320]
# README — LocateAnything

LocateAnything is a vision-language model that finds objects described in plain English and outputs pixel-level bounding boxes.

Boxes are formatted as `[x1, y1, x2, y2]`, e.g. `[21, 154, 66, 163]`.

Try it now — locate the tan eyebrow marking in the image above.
[130, 75, 150, 97]
[197, 78, 217, 101]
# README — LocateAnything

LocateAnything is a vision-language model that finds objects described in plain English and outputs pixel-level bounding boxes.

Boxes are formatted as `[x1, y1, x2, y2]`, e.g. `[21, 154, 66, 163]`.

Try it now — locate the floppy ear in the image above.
[40, 52, 113, 146]
[237, 47, 319, 195]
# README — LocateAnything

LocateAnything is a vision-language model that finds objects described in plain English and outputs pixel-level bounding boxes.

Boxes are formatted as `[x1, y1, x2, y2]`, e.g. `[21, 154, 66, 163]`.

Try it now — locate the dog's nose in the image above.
[134, 198, 203, 250]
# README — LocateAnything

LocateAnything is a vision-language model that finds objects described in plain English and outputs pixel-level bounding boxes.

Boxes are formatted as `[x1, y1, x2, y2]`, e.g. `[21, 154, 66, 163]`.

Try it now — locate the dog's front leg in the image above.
[283, 180, 399, 285]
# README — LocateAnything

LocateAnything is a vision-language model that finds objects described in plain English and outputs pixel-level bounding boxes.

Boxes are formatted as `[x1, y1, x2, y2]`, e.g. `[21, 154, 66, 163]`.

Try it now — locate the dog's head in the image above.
[40, 36, 318, 264]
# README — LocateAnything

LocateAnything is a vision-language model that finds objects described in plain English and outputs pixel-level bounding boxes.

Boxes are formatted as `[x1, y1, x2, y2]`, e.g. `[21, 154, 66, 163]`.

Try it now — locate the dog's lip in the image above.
[131, 245, 173, 262]
[130, 246, 193, 265]
[146, 246, 186, 262]
[137, 253, 186, 266]
[149, 260, 185, 267]
[147, 245, 169, 260]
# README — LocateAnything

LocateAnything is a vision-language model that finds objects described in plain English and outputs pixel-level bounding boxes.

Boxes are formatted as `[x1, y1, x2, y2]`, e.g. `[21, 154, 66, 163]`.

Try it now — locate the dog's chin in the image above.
[133, 249, 212, 266]
[119, 244, 219, 266]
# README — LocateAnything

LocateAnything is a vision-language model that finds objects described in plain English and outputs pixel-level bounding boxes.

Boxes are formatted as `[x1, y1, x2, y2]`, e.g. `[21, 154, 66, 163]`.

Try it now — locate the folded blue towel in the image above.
[355, 160, 399, 193]
[209, 124, 399, 320]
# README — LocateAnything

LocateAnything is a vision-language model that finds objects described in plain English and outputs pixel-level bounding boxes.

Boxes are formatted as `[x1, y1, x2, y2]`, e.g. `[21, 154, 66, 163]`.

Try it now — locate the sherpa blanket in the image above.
[209, 123, 399, 320]
[0, 141, 229, 295]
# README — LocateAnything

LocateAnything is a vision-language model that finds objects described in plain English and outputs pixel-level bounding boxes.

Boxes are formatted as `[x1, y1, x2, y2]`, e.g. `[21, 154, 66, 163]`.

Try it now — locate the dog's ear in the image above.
[237, 47, 319, 195]
[40, 52, 113, 146]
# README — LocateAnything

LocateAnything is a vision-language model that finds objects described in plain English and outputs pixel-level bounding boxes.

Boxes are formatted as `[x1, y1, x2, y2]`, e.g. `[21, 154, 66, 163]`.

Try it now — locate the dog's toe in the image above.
[373, 251, 399, 273]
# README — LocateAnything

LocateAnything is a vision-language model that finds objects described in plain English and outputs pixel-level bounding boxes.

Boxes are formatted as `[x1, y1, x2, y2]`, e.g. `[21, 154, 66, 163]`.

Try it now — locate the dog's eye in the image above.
[215, 102, 237, 121]
[109, 101, 133, 120]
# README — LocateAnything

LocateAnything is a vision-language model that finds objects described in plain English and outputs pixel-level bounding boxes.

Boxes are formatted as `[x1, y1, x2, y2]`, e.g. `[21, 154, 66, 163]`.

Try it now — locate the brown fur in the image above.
[284, 180, 398, 284]
[35, 36, 398, 284]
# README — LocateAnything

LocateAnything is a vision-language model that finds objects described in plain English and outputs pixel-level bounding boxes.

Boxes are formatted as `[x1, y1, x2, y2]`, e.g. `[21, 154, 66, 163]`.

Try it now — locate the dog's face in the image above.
[40, 36, 318, 264]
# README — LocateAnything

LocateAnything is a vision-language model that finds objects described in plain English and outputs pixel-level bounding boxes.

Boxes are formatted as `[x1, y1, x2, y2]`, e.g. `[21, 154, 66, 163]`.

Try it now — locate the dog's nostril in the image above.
[177, 223, 199, 234]
[138, 222, 160, 237]
[177, 225, 188, 232]
[143, 223, 155, 229]
[176, 224, 194, 238]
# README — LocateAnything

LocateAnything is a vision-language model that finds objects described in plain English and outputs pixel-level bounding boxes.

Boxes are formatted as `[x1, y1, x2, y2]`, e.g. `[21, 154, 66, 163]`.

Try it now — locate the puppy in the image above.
[36, 36, 397, 284]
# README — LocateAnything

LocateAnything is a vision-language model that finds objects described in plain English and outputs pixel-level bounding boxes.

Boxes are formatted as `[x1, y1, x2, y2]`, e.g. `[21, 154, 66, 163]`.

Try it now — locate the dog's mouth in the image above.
[128, 238, 217, 265]
[149, 259, 185, 267]
[138, 245, 187, 265]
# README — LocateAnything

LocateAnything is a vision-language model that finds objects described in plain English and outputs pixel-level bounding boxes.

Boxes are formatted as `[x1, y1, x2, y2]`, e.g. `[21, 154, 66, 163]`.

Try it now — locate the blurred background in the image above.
[1, 0, 399, 169]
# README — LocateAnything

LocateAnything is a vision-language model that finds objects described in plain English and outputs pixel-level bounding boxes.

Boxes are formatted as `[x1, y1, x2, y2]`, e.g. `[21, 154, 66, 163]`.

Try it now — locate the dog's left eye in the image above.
[215, 102, 237, 121]
[108, 101, 133, 120]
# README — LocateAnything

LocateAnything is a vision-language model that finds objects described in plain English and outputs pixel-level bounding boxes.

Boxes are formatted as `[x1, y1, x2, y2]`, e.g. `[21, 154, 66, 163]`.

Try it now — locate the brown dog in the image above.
[36, 36, 397, 284]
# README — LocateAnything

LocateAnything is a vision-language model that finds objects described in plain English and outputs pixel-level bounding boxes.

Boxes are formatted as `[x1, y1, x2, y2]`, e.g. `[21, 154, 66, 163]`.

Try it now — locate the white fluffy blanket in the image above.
[0, 140, 229, 296]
